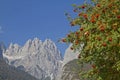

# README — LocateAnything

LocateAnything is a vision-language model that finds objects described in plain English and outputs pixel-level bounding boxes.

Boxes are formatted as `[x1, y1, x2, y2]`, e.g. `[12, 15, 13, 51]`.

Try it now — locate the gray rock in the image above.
[0, 42, 6, 58]
[3, 38, 62, 80]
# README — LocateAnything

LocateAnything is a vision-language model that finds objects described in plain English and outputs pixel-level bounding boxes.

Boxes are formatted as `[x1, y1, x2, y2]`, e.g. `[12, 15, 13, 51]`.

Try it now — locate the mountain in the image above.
[0, 43, 38, 80]
[57, 44, 90, 80]
[59, 44, 91, 80]
[0, 58, 39, 80]
[56, 45, 80, 80]
[60, 59, 91, 80]
[61, 59, 81, 80]
[0, 42, 6, 58]
[3, 38, 63, 80]
[62, 44, 79, 66]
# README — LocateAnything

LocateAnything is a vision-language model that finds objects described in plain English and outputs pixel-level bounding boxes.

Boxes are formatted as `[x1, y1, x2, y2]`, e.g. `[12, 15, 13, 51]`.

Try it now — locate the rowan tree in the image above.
[62, 0, 120, 80]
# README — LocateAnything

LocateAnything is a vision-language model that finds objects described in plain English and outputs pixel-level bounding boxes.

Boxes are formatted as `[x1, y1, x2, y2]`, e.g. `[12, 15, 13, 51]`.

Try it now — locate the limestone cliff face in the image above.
[58, 44, 90, 80]
[62, 44, 79, 66]
[3, 38, 62, 80]
[56, 45, 80, 80]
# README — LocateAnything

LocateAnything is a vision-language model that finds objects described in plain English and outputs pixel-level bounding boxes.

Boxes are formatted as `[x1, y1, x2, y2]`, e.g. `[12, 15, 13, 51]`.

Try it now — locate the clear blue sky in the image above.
[0, 0, 84, 56]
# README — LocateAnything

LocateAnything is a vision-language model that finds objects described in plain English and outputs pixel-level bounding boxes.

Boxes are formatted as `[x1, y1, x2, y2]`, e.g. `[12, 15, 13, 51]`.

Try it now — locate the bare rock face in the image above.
[61, 59, 81, 80]
[62, 44, 79, 66]
[3, 38, 62, 80]
[3, 38, 88, 80]
[58, 44, 90, 80]
[61, 59, 91, 80]
[56, 45, 80, 80]
[0, 42, 6, 58]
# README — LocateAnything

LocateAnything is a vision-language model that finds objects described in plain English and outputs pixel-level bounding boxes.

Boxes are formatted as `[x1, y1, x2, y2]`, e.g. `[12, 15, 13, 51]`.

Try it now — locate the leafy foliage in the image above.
[62, 0, 120, 79]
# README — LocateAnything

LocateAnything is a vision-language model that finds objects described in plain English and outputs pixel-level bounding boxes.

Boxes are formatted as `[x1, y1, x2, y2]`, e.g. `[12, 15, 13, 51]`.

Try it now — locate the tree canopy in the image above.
[62, 0, 120, 79]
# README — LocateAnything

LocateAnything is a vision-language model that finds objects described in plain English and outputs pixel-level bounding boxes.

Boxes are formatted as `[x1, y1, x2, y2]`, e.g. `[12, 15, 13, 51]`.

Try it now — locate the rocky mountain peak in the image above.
[3, 38, 62, 80]
[43, 39, 56, 48]
[32, 37, 42, 45]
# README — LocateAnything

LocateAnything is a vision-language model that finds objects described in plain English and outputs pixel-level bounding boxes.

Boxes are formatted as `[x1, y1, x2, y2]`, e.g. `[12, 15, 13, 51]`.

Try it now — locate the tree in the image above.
[62, 0, 120, 80]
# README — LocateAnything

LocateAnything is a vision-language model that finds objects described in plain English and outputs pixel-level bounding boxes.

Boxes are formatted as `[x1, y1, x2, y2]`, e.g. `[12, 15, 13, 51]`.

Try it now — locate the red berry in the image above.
[83, 14, 88, 19]
[96, 14, 100, 18]
[96, 4, 100, 7]
[81, 6, 85, 9]
[108, 37, 112, 42]
[102, 9, 106, 13]
[108, 4, 112, 8]
[117, 15, 120, 19]
[102, 43, 107, 47]
[92, 64, 96, 69]
[75, 32, 79, 35]
[80, 27, 84, 31]
[100, 26, 105, 31]
[62, 39, 66, 42]
[90, 18, 96, 23]
[75, 40, 79, 45]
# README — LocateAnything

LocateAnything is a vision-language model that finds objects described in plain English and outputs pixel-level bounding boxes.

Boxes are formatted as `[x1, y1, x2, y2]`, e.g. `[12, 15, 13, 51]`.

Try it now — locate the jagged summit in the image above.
[3, 38, 62, 80]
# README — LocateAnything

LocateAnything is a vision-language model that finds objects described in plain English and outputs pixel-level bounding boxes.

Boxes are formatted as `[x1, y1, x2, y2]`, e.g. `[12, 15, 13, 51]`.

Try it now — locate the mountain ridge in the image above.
[3, 38, 62, 80]
[0, 42, 39, 80]
[0, 58, 39, 80]
[2, 38, 84, 80]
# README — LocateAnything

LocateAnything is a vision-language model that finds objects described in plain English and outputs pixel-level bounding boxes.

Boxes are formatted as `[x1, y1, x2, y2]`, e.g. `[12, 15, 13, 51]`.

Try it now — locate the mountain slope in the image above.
[61, 59, 91, 80]
[0, 58, 39, 80]
[56, 45, 80, 80]
[3, 38, 62, 80]
[58, 44, 90, 80]
[62, 44, 79, 66]
[61, 59, 81, 80]
[0, 42, 6, 58]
